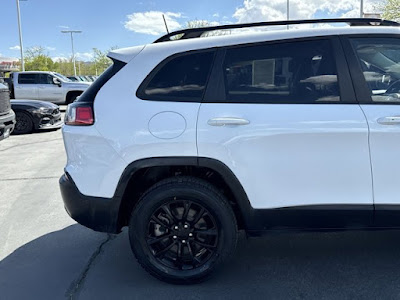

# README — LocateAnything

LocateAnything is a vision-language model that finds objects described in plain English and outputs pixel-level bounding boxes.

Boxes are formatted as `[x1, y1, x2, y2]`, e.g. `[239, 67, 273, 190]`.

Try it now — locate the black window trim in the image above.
[340, 33, 400, 105]
[136, 48, 218, 103]
[203, 35, 358, 104]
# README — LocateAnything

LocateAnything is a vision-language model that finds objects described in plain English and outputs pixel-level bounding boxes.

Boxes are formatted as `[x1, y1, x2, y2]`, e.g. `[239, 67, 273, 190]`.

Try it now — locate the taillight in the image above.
[65, 103, 94, 126]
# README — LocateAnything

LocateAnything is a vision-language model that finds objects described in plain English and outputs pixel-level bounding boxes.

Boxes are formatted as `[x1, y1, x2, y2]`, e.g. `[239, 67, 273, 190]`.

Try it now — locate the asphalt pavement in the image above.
[1, 109, 400, 299]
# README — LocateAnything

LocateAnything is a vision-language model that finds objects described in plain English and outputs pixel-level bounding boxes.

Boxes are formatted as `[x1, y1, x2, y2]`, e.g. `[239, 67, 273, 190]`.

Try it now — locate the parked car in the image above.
[0, 82, 15, 140]
[60, 18, 400, 284]
[11, 100, 62, 134]
[67, 76, 83, 82]
[9, 71, 91, 104]
[82, 75, 93, 82]
[87, 75, 97, 82]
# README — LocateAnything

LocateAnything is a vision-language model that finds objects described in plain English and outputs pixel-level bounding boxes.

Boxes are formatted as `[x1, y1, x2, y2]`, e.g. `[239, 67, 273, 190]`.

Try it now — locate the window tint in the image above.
[350, 38, 400, 103]
[18, 74, 37, 84]
[141, 51, 215, 101]
[38, 74, 54, 84]
[223, 39, 340, 103]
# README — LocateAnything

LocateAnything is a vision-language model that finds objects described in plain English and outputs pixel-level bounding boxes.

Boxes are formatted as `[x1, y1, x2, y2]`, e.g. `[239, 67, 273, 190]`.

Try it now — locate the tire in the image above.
[129, 176, 238, 284]
[14, 112, 33, 134]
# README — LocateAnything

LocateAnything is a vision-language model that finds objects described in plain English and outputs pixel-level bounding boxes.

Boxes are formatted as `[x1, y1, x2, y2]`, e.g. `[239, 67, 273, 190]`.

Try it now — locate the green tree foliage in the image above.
[92, 47, 116, 75]
[22, 46, 118, 76]
[53, 58, 74, 76]
[381, 0, 400, 21]
[25, 46, 55, 71]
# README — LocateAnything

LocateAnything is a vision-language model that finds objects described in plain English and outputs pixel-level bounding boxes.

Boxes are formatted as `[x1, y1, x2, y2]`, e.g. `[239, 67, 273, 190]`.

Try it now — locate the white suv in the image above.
[60, 18, 400, 283]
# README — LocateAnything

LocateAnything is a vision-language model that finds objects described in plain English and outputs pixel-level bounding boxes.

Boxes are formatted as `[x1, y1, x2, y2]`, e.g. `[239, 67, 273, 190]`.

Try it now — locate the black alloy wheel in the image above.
[147, 200, 218, 271]
[14, 112, 33, 134]
[129, 177, 238, 284]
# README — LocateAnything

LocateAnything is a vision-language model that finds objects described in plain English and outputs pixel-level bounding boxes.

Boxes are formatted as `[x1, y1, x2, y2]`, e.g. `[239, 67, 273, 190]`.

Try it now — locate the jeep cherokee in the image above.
[60, 18, 400, 283]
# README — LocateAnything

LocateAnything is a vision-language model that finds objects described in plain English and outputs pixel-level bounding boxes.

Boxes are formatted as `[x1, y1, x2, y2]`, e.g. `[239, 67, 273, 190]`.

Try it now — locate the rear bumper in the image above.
[59, 172, 121, 233]
[0, 111, 16, 141]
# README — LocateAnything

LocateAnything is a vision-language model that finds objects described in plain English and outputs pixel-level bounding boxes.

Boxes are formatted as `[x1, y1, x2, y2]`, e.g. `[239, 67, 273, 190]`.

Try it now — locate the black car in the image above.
[11, 100, 63, 134]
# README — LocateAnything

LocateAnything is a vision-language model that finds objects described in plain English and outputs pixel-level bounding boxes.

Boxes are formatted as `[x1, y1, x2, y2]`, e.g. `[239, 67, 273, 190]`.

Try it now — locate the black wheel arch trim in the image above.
[113, 156, 254, 230]
[60, 156, 253, 233]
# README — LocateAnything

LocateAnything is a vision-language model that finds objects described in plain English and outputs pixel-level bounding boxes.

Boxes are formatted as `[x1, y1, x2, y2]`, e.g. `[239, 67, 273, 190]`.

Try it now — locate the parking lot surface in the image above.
[2, 110, 400, 299]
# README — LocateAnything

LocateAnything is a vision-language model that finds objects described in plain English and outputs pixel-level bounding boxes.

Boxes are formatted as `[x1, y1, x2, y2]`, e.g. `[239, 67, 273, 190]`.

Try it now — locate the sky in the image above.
[0, 0, 383, 62]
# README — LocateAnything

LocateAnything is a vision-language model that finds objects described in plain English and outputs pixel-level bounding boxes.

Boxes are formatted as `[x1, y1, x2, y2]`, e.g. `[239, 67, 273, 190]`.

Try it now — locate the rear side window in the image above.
[222, 39, 340, 103]
[18, 74, 37, 84]
[350, 38, 400, 103]
[138, 51, 215, 102]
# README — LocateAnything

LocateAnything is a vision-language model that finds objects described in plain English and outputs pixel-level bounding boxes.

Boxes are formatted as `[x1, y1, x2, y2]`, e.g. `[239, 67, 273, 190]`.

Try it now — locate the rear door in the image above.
[343, 36, 400, 226]
[197, 37, 373, 228]
[14, 73, 39, 99]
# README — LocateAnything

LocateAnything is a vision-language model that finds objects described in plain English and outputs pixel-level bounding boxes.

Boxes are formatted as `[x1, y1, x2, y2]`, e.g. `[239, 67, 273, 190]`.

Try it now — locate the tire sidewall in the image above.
[129, 182, 237, 283]
[14, 112, 33, 134]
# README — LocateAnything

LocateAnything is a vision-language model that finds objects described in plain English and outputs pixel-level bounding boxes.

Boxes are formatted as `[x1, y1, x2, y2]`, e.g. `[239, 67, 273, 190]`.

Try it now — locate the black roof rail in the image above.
[154, 18, 400, 43]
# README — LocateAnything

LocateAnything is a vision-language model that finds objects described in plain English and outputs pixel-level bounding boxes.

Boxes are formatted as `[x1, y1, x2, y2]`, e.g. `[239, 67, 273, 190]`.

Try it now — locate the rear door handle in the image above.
[377, 116, 400, 125]
[208, 117, 250, 126]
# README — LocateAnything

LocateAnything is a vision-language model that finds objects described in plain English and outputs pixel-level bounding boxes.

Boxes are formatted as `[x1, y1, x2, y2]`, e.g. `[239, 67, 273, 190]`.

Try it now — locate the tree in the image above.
[171, 20, 230, 40]
[22, 45, 118, 76]
[24, 46, 55, 71]
[91, 46, 119, 75]
[49, 57, 74, 75]
[380, 0, 400, 21]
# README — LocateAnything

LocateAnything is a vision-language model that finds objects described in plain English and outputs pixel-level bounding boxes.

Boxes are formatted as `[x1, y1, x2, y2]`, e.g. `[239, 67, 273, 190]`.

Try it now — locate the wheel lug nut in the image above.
[189, 233, 193, 237]
[182, 240, 186, 244]
[173, 235, 177, 239]
[184, 224, 189, 229]
[174, 226, 179, 230]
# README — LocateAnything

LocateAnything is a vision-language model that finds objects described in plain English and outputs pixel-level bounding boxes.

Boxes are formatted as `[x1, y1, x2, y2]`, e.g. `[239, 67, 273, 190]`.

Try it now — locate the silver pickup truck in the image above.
[8, 71, 91, 104]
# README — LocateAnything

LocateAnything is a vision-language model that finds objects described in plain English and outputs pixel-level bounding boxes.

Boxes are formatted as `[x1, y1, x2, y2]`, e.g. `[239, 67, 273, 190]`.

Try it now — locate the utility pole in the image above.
[61, 30, 82, 76]
[16, 0, 26, 71]
[287, 0, 290, 30]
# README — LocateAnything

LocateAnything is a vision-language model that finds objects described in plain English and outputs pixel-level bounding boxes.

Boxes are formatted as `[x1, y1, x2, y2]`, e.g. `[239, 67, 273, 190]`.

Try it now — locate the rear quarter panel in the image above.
[75, 46, 201, 197]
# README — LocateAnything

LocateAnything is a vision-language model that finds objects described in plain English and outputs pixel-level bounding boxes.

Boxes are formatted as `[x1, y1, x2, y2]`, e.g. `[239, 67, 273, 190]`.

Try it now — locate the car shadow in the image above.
[0, 224, 106, 299]
[11, 128, 62, 136]
[2, 226, 400, 299]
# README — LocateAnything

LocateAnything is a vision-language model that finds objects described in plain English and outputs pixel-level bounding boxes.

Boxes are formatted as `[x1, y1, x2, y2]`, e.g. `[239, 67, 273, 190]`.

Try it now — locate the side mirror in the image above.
[53, 77, 62, 87]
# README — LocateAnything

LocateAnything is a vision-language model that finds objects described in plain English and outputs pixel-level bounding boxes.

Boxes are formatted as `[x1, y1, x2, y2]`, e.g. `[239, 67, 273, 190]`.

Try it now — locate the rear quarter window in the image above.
[137, 50, 216, 102]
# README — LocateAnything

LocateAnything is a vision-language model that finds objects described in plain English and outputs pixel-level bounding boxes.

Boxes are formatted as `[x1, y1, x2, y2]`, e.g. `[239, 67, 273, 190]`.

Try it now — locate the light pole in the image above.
[287, 0, 289, 30]
[61, 30, 82, 76]
[16, 0, 26, 71]
[360, 0, 364, 18]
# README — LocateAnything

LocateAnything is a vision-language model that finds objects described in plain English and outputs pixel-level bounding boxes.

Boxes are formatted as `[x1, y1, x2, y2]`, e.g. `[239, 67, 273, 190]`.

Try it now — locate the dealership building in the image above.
[0, 57, 19, 77]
